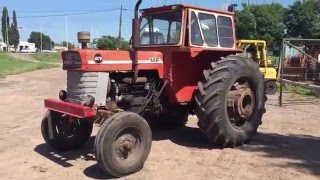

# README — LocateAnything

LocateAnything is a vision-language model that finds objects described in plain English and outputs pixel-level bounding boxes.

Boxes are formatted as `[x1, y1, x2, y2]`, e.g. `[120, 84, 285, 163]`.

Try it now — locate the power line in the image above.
[16, 8, 121, 19]
[15, 9, 115, 13]
[14, 8, 132, 13]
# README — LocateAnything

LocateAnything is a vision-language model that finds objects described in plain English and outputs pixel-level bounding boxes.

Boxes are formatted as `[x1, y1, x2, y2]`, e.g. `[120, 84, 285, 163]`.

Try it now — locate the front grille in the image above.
[66, 71, 98, 105]
[62, 52, 82, 69]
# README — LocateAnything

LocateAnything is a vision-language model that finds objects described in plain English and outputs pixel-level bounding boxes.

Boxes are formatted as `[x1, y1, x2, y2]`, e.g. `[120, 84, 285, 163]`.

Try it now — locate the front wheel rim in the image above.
[112, 127, 143, 165]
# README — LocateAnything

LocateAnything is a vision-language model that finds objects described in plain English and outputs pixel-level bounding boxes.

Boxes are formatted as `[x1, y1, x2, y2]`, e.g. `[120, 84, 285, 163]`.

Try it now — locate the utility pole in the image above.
[225, 0, 227, 10]
[40, 23, 42, 52]
[117, 4, 123, 50]
[6, 13, 9, 51]
[65, 15, 69, 50]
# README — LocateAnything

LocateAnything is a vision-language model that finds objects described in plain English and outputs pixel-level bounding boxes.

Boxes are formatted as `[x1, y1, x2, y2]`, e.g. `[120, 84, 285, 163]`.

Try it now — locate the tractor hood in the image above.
[61, 49, 164, 78]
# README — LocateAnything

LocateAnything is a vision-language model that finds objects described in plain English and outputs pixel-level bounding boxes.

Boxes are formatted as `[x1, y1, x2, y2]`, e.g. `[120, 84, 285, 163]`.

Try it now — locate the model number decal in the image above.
[149, 57, 161, 63]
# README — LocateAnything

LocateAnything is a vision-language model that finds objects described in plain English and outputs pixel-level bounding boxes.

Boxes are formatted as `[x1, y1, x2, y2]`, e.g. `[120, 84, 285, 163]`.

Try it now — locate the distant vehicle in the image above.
[237, 39, 278, 95]
[18, 41, 36, 53]
[20, 48, 36, 53]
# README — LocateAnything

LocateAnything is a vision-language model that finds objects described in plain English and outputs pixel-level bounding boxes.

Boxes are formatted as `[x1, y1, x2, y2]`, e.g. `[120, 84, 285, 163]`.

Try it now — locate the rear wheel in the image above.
[95, 112, 152, 178]
[195, 55, 266, 147]
[41, 110, 93, 151]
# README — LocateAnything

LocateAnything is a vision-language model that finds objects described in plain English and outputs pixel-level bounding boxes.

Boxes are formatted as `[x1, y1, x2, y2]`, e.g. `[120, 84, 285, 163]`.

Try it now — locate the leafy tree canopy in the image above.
[61, 41, 75, 49]
[28, 31, 53, 50]
[235, 3, 286, 54]
[285, 0, 320, 39]
[10, 10, 20, 48]
[93, 36, 129, 50]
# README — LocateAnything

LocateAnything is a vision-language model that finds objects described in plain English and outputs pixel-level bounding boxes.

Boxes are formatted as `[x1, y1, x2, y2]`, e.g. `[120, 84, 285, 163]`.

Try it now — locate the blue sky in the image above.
[2, 0, 294, 44]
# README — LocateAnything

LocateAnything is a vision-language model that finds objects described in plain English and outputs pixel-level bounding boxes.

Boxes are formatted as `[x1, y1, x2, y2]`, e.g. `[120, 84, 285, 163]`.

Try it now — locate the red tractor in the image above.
[41, 1, 266, 177]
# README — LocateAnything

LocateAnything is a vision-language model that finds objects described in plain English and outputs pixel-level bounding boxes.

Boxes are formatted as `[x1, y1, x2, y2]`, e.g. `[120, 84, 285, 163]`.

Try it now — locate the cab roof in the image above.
[141, 4, 235, 16]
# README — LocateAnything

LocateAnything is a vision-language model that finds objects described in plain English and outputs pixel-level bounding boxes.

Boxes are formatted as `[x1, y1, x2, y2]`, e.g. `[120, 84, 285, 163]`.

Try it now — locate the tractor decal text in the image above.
[88, 59, 163, 65]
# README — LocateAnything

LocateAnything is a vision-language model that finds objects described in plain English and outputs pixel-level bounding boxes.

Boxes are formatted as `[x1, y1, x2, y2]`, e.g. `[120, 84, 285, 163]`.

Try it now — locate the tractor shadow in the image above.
[239, 132, 320, 175]
[34, 125, 320, 178]
[34, 137, 113, 179]
[151, 124, 217, 149]
[34, 137, 96, 168]
[151, 123, 320, 175]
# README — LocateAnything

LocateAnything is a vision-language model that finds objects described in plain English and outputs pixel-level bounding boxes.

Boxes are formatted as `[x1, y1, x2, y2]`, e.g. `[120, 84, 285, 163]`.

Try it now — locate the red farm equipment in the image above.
[41, 1, 266, 177]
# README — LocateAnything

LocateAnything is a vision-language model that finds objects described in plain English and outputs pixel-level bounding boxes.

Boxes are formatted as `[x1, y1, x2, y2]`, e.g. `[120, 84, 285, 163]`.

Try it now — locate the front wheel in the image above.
[195, 55, 266, 147]
[41, 110, 93, 151]
[95, 112, 152, 178]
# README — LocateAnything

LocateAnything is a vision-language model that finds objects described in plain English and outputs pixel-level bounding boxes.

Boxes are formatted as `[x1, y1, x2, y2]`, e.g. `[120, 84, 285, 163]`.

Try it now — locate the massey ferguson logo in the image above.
[149, 57, 161, 63]
[94, 54, 103, 63]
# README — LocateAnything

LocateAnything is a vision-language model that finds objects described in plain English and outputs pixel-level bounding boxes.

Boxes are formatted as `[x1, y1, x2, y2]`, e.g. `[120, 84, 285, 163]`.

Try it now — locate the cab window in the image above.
[217, 16, 234, 47]
[190, 11, 203, 46]
[140, 10, 182, 45]
[198, 13, 218, 47]
[189, 10, 234, 48]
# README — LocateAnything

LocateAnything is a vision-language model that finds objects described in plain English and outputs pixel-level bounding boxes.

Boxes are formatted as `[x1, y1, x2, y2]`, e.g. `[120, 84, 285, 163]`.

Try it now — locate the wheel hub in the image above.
[122, 139, 134, 150]
[235, 88, 255, 119]
[115, 134, 137, 159]
[228, 87, 255, 120]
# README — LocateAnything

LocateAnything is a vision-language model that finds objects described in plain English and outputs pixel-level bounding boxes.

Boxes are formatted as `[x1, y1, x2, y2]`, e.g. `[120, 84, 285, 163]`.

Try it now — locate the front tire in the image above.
[41, 110, 93, 151]
[95, 112, 152, 177]
[195, 55, 266, 147]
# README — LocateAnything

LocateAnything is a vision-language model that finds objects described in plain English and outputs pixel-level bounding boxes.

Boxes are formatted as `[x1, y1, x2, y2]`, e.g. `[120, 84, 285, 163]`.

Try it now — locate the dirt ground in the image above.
[0, 68, 319, 180]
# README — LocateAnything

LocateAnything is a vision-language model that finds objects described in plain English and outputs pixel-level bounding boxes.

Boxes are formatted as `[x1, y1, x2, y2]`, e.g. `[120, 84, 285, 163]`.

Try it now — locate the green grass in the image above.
[32, 52, 62, 63]
[0, 53, 58, 77]
[283, 84, 320, 98]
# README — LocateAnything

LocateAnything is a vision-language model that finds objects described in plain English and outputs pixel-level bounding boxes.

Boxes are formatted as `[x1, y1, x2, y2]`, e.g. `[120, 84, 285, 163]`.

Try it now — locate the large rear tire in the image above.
[95, 112, 152, 177]
[41, 110, 93, 151]
[195, 55, 266, 147]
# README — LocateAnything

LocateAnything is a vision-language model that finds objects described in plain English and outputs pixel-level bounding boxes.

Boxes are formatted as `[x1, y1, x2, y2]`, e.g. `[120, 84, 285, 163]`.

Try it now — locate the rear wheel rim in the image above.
[227, 76, 256, 129]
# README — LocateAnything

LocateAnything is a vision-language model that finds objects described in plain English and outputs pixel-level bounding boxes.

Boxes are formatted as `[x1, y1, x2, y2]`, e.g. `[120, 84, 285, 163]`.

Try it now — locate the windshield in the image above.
[140, 10, 182, 45]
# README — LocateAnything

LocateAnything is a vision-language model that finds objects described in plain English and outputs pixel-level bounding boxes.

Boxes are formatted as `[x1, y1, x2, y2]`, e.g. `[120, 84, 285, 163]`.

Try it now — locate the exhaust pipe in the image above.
[77, 31, 90, 49]
[132, 0, 142, 49]
[131, 0, 142, 83]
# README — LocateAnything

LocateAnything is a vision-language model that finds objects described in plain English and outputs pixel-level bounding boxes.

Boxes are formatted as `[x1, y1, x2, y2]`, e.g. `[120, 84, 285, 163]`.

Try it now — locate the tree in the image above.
[61, 41, 75, 49]
[28, 31, 53, 50]
[235, 3, 286, 55]
[235, 4, 257, 39]
[285, 0, 320, 39]
[1, 7, 10, 46]
[95, 36, 129, 50]
[9, 10, 20, 48]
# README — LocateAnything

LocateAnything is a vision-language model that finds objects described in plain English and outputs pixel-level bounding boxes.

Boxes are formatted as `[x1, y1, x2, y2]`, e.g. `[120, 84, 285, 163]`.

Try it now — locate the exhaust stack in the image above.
[131, 0, 143, 83]
[77, 31, 90, 49]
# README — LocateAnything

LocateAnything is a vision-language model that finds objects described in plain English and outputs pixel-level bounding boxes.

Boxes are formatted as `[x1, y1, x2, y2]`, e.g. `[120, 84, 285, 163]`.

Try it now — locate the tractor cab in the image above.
[137, 4, 238, 50]
[135, 5, 241, 102]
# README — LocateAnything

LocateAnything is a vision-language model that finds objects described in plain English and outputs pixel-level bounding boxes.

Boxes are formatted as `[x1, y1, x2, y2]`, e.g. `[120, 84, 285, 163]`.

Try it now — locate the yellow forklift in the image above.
[237, 39, 278, 95]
